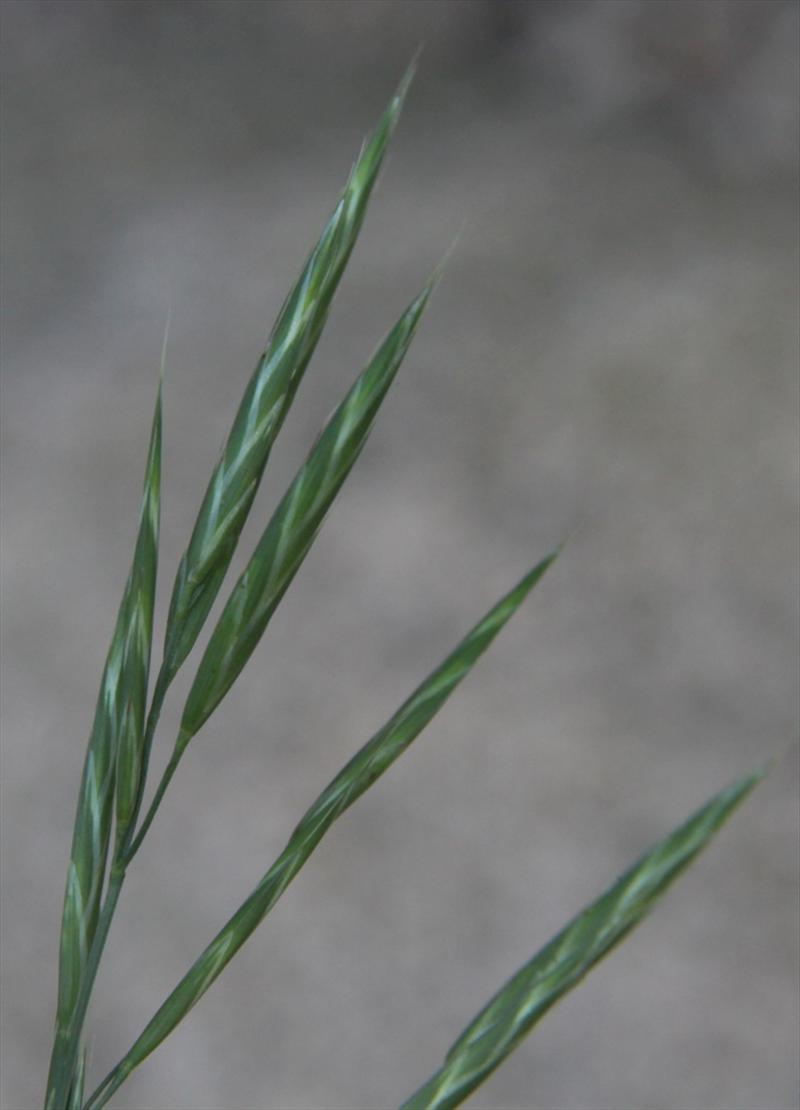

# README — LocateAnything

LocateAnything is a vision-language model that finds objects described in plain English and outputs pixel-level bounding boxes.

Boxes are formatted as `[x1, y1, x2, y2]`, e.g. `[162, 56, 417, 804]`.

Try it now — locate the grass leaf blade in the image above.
[160, 66, 414, 685]
[399, 768, 765, 1110]
[82, 552, 558, 1108]
[178, 276, 436, 746]
[45, 379, 162, 1109]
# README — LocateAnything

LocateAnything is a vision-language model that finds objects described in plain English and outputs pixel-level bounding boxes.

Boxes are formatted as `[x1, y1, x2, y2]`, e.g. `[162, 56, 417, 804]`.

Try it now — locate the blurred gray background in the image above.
[2, 3, 798, 1108]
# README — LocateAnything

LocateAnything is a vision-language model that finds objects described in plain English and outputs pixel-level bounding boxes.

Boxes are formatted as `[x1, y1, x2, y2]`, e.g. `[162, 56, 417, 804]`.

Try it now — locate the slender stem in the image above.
[119, 744, 183, 866]
[45, 870, 125, 1110]
[80, 1059, 126, 1110]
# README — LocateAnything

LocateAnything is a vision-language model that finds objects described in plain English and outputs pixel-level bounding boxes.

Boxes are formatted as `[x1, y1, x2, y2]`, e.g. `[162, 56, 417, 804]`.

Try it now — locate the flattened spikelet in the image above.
[160, 65, 415, 685]
[400, 769, 764, 1110]
[179, 276, 437, 745]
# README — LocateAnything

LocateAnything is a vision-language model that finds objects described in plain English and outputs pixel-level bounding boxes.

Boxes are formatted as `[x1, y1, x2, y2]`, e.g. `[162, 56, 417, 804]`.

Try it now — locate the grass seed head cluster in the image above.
[44, 65, 764, 1110]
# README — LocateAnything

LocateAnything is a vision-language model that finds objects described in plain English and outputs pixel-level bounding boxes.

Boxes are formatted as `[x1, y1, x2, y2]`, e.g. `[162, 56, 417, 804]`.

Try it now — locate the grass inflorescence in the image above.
[45, 63, 765, 1110]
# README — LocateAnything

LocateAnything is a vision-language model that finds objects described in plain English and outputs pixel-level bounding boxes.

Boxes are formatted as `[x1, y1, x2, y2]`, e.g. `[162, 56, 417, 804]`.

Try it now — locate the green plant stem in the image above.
[45, 871, 125, 1110]
[79, 1061, 122, 1110]
[119, 744, 182, 866]
[117, 665, 170, 859]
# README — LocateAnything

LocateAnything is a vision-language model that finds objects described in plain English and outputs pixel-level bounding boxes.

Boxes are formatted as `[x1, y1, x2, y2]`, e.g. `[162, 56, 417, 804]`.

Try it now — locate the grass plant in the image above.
[44, 64, 766, 1110]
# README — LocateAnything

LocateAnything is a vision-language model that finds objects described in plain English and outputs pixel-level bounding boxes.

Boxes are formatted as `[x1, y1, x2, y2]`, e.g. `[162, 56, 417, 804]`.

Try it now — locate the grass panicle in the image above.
[45, 380, 161, 1109]
[82, 552, 559, 1109]
[400, 768, 764, 1110]
[45, 59, 768, 1110]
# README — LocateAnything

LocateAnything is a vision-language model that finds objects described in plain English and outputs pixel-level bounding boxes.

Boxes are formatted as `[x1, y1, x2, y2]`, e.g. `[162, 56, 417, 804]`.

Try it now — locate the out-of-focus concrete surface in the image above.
[2, 3, 798, 1108]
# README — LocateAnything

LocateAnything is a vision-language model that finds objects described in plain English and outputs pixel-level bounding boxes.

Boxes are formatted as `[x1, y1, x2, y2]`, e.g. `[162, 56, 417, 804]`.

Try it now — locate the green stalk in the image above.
[119, 743, 182, 866]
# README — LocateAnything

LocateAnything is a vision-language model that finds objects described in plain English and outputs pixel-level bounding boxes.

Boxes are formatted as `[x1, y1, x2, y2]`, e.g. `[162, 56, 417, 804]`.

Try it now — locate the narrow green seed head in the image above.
[179, 277, 437, 744]
[400, 769, 764, 1110]
[160, 68, 415, 685]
